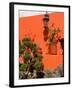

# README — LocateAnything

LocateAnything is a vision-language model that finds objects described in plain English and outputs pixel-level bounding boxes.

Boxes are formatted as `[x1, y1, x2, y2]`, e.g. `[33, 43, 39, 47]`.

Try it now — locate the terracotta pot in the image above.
[48, 43, 57, 55]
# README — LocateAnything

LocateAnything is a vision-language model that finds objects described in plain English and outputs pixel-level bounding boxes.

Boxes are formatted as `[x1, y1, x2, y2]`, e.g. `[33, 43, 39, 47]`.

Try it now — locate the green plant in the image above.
[53, 64, 64, 77]
[44, 64, 64, 78]
[19, 37, 44, 79]
[45, 70, 53, 78]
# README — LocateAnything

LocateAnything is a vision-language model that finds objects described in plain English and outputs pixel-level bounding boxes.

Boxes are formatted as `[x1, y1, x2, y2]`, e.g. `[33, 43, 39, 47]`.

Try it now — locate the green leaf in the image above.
[22, 37, 32, 48]
[36, 54, 43, 60]
[19, 64, 28, 71]
[19, 40, 25, 56]
[22, 37, 31, 42]
[23, 52, 32, 60]
[34, 61, 42, 71]
[31, 43, 38, 53]
[32, 57, 38, 63]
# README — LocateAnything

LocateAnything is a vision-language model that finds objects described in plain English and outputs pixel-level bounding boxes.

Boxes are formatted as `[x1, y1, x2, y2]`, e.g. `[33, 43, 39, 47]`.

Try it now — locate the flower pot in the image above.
[48, 43, 57, 55]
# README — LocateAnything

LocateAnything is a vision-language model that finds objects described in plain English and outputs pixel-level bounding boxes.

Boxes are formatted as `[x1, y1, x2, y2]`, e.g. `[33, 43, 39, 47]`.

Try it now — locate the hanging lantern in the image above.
[43, 12, 49, 41]
[43, 12, 49, 26]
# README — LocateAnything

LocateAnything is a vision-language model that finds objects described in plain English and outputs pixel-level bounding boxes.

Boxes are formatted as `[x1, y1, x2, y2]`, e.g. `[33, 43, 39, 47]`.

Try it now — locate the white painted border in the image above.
[14, 4, 69, 86]
[19, 10, 53, 17]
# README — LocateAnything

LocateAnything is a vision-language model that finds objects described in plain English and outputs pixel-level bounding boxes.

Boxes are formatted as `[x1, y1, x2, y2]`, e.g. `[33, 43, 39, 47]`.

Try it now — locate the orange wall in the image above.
[19, 12, 64, 70]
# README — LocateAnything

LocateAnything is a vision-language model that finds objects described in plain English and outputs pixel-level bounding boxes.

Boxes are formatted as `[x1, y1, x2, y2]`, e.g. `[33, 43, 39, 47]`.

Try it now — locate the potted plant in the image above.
[47, 28, 60, 55]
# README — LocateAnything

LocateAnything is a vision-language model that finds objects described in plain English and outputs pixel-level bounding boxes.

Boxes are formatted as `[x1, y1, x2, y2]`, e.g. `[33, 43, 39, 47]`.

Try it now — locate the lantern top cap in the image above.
[43, 11, 49, 21]
[44, 11, 49, 16]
